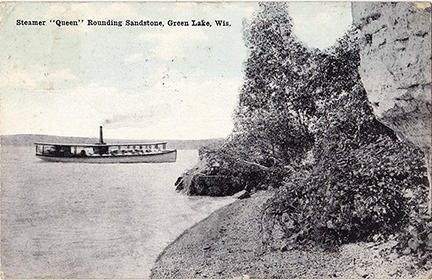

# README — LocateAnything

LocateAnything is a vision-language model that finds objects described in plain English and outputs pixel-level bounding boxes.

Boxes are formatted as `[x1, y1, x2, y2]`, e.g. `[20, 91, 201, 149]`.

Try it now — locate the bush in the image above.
[261, 91, 429, 250]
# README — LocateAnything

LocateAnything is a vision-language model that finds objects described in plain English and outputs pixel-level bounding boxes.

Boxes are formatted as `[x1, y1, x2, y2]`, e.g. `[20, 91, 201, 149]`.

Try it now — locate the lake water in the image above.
[1, 146, 235, 278]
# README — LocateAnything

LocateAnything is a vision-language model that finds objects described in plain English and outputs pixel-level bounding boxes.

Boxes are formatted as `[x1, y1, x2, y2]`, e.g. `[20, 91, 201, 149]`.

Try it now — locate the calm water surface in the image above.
[1, 146, 235, 278]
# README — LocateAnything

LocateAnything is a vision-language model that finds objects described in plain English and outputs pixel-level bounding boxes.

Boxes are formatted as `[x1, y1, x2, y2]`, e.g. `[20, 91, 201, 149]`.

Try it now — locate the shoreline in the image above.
[151, 191, 431, 279]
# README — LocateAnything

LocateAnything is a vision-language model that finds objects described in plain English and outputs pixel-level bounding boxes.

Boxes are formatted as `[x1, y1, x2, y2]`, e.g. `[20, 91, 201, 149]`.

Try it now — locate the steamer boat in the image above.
[35, 127, 177, 163]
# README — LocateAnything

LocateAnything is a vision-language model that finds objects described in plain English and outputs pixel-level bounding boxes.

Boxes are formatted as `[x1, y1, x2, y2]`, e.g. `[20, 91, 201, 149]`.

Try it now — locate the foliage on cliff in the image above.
[252, 4, 430, 254]
[262, 88, 429, 250]
[177, 2, 430, 256]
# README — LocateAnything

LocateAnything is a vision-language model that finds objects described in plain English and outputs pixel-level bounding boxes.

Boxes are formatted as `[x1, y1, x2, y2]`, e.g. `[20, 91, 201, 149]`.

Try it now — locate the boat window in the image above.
[39, 145, 55, 155]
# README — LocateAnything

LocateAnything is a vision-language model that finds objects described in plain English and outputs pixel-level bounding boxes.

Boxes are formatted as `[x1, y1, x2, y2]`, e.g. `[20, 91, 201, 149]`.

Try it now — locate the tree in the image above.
[233, 2, 316, 168]
[177, 2, 318, 196]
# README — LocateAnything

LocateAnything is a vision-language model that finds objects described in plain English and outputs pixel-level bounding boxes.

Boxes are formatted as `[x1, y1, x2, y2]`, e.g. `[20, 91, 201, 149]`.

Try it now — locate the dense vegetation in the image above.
[177, 2, 431, 257]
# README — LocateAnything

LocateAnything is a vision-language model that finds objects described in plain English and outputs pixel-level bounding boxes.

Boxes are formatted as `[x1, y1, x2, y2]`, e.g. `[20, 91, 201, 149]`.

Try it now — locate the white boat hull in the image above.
[36, 149, 177, 164]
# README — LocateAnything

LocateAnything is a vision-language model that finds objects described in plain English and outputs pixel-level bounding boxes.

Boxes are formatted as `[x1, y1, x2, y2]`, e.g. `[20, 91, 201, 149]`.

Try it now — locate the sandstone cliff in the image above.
[352, 2, 430, 150]
[352, 2, 431, 213]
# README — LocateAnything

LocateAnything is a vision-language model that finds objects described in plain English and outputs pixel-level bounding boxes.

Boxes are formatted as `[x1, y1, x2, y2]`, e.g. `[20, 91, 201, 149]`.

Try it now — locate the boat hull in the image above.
[36, 149, 177, 164]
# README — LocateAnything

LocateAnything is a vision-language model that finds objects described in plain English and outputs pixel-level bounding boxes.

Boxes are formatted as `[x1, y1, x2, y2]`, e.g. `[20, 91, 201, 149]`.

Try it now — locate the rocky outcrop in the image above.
[352, 2, 430, 149]
[175, 159, 242, 196]
[352, 2, 431, 213]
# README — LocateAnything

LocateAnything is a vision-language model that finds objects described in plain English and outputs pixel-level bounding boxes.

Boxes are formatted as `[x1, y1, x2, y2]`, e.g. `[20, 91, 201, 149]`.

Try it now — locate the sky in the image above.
[0, 2, 352, 140]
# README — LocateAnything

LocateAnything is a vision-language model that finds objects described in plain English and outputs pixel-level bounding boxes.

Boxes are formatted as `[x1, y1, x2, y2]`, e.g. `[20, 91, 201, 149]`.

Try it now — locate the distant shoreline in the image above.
[0, 134, 224, 150]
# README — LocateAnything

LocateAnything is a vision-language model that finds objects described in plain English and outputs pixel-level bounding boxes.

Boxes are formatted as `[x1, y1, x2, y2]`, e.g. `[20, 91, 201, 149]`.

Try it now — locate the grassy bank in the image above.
[150, 191, 431, 279]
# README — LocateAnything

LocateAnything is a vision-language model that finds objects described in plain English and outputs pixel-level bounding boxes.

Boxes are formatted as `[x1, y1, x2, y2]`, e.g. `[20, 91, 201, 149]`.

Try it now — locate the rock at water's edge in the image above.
[174, 159, 243, 196]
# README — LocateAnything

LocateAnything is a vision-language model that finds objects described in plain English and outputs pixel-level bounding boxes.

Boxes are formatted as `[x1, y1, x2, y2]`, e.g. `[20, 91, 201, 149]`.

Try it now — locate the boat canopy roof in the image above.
[35, 142, 168, 147]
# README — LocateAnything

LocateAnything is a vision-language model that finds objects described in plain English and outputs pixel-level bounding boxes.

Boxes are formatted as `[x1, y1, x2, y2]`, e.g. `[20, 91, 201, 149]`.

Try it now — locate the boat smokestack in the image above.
[99, 126, 104, 144]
